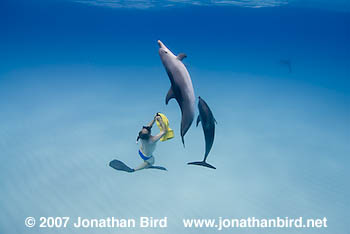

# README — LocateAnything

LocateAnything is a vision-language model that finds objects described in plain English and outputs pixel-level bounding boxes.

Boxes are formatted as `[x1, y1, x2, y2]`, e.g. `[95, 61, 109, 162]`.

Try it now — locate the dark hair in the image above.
[142, 126, 152, 131]
[136, 126, 151, 141]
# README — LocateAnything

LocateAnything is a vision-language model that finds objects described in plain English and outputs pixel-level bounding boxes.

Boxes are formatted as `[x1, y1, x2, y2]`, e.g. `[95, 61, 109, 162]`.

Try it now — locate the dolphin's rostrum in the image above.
[188, 97, 217, 169]
[158, 40, 195, 146]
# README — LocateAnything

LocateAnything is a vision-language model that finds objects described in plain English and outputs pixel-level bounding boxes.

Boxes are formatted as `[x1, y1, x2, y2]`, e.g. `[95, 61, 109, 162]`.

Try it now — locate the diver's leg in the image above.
[134, 156, 154, 171]
[146, 156, 155, 166]
[145, 156, 167, 171]
[134, 161, 149, 171]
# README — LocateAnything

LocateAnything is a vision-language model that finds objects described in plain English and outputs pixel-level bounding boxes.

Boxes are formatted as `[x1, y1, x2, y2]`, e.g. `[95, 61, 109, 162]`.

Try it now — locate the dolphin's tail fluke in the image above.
[187, 161, 216, 169]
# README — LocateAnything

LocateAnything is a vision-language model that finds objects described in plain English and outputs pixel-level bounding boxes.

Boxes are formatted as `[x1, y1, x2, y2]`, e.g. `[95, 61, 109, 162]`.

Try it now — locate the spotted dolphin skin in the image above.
[188, 97, 217, 169]
[158, 40, 195, 146]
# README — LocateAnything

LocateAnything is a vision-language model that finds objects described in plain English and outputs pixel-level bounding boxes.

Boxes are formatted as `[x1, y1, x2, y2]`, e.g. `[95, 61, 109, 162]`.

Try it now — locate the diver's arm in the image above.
[146, 116, 156, 128]
[151, 116, 166, 142]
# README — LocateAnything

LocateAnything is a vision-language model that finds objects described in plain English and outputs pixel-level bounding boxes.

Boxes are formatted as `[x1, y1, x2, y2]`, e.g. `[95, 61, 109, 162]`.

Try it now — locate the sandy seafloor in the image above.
[0, 0, 349, 233]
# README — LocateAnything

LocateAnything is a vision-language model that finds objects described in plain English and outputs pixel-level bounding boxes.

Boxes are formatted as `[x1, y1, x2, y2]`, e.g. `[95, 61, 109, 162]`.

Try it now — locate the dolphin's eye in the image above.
[164, 51, 168, 54]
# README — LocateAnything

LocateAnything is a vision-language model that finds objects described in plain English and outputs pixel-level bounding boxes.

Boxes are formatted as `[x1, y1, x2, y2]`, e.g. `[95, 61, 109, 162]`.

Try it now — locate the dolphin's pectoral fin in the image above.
[177, 53, 187, 61]
[165, 87, 175, 105]
[196, 115, 201, 127]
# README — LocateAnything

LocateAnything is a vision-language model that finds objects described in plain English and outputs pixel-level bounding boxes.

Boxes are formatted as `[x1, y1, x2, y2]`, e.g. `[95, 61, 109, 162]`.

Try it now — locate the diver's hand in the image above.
[155, 116, 161, 122]
[154, 113, 161, 121]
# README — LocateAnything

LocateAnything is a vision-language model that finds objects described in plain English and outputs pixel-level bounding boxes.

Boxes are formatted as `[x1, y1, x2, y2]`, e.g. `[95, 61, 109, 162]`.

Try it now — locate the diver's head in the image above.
[137, 126, 151, 141]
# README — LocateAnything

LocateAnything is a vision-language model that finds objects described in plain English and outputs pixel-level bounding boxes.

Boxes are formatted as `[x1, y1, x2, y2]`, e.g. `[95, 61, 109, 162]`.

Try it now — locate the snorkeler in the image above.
[109, 113, 172, 173]
[134, 113, 167, 171]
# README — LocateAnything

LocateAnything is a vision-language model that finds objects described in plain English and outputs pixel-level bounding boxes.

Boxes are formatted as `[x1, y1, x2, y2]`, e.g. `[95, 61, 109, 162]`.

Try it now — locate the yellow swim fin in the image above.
[156, 113, 174, 142]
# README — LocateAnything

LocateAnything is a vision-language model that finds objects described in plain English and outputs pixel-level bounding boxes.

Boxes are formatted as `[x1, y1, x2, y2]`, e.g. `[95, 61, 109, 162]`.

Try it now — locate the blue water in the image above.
[0, 0, 349, 233]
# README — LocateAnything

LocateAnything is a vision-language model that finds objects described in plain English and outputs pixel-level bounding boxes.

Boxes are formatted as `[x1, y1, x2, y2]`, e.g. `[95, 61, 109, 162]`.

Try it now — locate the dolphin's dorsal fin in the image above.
[177, 53, 187, 61]
[165, 87, 175, 105]
[196, 115, 201, 127]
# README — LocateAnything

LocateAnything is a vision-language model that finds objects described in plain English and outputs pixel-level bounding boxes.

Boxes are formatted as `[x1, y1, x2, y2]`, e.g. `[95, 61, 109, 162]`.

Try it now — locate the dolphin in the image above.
[158, 40, 195, 146]
[280, 59, 292, 73]
[188, 97, 217, 169]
